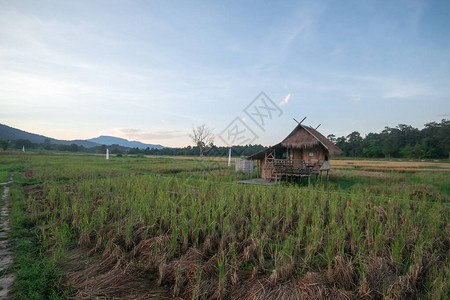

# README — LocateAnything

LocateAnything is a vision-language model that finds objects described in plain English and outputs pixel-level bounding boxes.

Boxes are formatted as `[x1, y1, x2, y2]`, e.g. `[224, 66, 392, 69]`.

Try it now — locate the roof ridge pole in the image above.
[293, 117, 307, 124]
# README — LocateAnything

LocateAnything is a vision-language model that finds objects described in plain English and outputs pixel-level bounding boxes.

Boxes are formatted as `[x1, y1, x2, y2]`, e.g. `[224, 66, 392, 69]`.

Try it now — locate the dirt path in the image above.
[0, 177, 15, 299]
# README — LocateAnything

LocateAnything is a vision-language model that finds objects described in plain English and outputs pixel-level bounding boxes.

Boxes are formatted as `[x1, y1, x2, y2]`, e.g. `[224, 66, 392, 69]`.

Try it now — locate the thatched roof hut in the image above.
[249, 124, 342, 160]
[248, 124, 342, 182]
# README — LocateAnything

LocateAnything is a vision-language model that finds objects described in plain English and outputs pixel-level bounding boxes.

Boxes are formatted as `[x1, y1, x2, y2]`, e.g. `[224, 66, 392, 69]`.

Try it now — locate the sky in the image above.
[1, 0, 449, 147]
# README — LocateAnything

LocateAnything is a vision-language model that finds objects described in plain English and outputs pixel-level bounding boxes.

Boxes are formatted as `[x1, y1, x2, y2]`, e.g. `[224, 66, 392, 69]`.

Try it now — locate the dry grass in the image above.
[3, 154, 448, 299]
[331, 159, 450, 172]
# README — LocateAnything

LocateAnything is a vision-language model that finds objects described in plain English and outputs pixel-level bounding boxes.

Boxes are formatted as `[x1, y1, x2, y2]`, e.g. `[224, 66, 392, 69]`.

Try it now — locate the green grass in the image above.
[8, 179, 70, 300]
[404, 172, 450, 196]
[0, 170, 9, 182]
[0, 153, 448, 299]
[418, 166, 449, 169]
[333, 177, 356, 190]
[328, 169, 450, 202]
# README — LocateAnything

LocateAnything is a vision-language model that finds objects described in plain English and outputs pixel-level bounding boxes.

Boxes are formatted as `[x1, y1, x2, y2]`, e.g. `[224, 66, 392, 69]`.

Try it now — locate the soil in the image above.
[0, 178, 15, 299]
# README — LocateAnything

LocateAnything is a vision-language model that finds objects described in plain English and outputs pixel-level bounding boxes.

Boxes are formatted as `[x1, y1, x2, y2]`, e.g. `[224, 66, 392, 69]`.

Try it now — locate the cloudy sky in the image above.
[1, 0, 449, 147]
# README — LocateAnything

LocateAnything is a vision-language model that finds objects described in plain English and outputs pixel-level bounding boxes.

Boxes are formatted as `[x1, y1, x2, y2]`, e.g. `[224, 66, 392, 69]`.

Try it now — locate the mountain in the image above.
[0, 124, 166, 149]
[0, 123, 51, 143]
[0, 123, 101, 148]
[87, 136, 165, 149]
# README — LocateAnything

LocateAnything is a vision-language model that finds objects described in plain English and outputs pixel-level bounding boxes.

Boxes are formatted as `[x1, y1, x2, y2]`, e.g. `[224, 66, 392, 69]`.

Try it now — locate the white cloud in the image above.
[254, 3, 325, 69]
[350, 97, 361, 103]
[279, 94, 291, 106]
[100, 128, 186, 142]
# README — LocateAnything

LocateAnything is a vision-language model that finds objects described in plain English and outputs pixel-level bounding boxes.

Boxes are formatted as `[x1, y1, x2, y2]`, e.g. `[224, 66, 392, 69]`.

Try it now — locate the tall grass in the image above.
[1, 153, 448, 299]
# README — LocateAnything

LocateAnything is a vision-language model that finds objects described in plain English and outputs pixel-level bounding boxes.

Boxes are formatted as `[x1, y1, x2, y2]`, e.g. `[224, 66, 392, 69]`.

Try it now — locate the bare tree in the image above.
[190, 124, 214, 160]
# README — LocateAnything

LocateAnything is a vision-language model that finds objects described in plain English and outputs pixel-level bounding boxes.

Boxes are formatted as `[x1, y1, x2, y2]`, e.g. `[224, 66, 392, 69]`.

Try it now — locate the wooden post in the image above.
[326, 170, 329, 181]
[308, 175, 310, 186]
[264, 153, 267, 181]
[257, 160, 259, 178]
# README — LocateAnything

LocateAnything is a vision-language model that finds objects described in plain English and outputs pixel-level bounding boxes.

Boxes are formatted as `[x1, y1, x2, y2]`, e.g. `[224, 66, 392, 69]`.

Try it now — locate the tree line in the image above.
[124, 144, 266, 157]
[0, 137, 266, 158]
[328, 119, 449, 159]
[0, 138, 129, 154]
[1, 119, 448, 159]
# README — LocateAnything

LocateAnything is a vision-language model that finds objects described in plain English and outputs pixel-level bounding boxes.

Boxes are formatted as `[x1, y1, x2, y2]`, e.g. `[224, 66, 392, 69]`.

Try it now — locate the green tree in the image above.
[14, 139, 34, 150]
[336, 136, 348, 156]
[362, 133, 383, 158]
[381, 127, 399, 158]
[99, 144, 107, 154]
[346, 131, 363, 157]
[434, 119, 450, 160]
[327, 134, 336, 143]
[43, 138, 52, 150]
[0, 140, 9, 151]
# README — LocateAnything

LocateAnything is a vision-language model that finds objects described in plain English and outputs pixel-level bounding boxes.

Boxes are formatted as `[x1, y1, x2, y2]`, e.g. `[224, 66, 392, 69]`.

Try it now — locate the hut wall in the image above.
[283, 147, 328, 162]
[235, 159, 254, 174]
[291, 148, 302, 160]
[261, 161, 274, 180]
[299, 146, 327, 162]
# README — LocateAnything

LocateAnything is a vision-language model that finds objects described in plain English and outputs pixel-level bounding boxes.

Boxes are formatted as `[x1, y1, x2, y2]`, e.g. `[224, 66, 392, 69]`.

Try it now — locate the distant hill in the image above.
[0, 124, 166, 149]
[87, 135, 165, 149]
[0, 123, 101, 148]
[0, 123, 51, 143]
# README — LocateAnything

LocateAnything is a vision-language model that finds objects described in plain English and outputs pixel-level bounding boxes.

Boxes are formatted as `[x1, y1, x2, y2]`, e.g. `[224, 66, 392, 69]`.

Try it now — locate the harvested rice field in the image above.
[0, 153, 448, 299]
[331, 159, 450, 173]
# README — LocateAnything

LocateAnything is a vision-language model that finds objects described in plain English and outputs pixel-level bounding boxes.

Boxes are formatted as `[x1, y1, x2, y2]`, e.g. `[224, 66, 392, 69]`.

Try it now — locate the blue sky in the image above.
[1, 0, 449, 147]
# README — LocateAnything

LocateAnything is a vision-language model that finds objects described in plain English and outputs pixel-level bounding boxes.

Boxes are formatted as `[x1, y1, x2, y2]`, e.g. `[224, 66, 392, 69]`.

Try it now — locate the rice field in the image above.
[331, 159, 450, 173]
[1, 153, 449, 299]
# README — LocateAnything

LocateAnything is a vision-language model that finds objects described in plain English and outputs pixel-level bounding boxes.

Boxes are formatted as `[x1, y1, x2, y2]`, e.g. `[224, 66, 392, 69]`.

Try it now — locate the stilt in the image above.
[308, 175, 310, 186]
[326, 170, 329, 181]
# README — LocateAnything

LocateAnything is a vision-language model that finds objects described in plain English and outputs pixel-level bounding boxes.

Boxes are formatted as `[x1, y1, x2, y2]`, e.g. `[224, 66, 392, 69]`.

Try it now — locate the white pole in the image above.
[228, 148, 231, 167]
[22, 145, 25, 152]
[106, 148, 109, 160]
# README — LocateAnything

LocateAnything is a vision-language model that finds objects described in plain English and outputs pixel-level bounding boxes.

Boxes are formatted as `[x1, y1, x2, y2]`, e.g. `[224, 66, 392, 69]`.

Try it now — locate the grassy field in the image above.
[0, 153, 448, 299]
[331, 159, 450, 172]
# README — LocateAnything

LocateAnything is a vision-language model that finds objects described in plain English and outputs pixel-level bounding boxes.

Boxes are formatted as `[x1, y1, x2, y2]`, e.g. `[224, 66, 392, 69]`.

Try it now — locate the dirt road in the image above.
[0, 178, 15, 299]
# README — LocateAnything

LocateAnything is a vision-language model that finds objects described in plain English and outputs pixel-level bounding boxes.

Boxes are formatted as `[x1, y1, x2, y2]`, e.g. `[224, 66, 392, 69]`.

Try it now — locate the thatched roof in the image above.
[246, 143, 283, 160]
[248, 124, 342, 159]
[282, 124, 343, 155]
